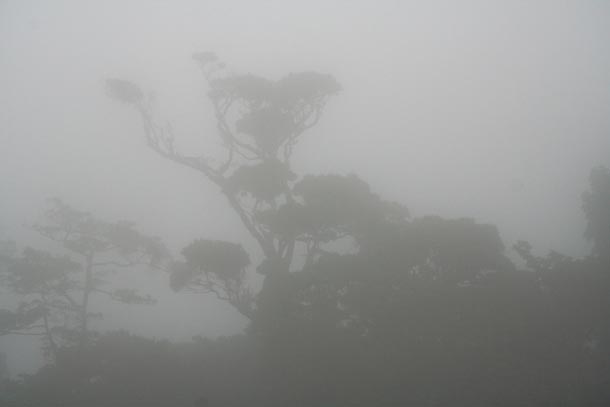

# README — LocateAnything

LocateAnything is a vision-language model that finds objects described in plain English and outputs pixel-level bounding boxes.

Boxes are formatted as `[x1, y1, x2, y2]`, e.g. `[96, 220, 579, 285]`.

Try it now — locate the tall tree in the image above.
[107, 53, 344, 320]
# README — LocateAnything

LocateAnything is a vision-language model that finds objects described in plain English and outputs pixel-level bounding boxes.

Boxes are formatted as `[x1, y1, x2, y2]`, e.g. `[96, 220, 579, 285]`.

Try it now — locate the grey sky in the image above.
[1, 0, 609, 375]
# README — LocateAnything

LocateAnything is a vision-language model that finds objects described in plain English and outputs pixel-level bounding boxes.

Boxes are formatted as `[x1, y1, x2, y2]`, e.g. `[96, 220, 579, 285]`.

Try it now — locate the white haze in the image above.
[1, 0, 609, 375]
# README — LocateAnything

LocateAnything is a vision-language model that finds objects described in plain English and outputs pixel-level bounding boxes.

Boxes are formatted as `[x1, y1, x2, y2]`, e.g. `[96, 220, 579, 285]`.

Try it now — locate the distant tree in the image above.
[0, 199, 168, 355]
[0, 248, 80, 355]
[582, 166, 610, 263]
[514, 165, 610, 275]
[512, 167, 610, 404]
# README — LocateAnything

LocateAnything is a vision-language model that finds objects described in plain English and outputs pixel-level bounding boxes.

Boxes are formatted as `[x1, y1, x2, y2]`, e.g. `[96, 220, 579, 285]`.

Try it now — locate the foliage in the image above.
[73, 53, 610, 405]
[0, 199, 168, 356]
[169, 240, 253, 318]
[105, 78, 144, 104]
[182, 239, 250, 278]
[106, 53, 344, 319]
[582, 166, 610, 261]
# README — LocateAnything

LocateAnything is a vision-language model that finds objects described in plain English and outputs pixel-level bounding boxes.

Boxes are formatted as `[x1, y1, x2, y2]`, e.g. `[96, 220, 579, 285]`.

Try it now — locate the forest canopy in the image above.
[1, 52, 609, 407]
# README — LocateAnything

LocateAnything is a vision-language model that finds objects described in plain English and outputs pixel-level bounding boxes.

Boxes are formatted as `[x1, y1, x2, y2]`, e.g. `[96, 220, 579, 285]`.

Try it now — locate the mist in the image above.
[1, 1, 610, 405]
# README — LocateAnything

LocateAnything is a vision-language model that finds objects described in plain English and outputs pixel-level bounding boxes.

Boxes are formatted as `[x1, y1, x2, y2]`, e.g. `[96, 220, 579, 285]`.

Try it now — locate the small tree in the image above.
[1, 199, 168, 355]
[1, 248, 80, 355]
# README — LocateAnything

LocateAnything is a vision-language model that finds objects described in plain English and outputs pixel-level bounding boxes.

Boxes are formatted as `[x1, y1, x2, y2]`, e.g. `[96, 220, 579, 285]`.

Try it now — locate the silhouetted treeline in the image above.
[1, 55, 609, 406]
[3, 168, 609, 405]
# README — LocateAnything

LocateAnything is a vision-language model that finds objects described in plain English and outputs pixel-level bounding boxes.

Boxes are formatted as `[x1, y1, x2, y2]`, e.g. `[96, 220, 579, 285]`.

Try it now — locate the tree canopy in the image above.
[0, 199, 167, 357]
[2, 55, 608, 407]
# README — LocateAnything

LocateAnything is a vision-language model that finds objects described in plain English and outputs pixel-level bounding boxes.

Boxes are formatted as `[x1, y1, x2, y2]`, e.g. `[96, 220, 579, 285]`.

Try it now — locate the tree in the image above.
[107, 53, 346, 321]
[0, 247, 80, 355]
[582, 166, 610, 263]
[0, 199, 168, 355]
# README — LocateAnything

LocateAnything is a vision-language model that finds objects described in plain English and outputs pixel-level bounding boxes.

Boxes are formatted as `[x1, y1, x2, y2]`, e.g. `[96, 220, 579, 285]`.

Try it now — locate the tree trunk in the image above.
[79, 253, 93, 347]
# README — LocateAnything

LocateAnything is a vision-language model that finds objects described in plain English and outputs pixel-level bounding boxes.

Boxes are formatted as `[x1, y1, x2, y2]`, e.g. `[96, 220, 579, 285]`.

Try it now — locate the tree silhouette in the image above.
[0, 199, 167, 355]
[0, 248, 80, 356]
[107, 53, 345, 320]
[582, 166, 610, 263]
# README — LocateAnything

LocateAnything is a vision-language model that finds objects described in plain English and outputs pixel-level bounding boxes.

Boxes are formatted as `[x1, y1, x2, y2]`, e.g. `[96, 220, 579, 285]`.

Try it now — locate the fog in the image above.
[1, 1, 610, 405]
